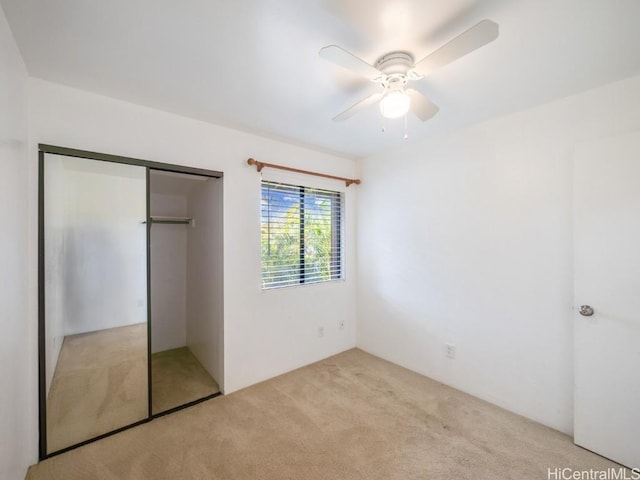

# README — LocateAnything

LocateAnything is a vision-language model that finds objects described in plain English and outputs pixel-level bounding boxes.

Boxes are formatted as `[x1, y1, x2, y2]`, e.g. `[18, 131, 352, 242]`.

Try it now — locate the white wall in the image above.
[357, 74, 640, 434]
[186, 179, 224, 388]
[150, 193, 188, 353]
[28, 78, 358, 396]
[0, 5, 32, 479]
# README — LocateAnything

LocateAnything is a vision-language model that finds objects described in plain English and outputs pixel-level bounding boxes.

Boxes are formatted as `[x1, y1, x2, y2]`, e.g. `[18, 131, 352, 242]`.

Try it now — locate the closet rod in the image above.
[247, 158, 361, 187]
[147, 217, 192, 225]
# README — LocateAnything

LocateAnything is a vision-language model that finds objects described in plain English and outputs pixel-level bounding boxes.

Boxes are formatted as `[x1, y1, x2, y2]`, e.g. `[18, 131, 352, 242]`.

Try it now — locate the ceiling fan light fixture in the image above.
[380, 90, 410, 119]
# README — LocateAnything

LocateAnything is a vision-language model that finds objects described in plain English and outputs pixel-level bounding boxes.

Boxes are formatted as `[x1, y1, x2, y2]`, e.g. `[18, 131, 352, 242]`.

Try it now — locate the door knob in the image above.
[579, 305, 594, 316]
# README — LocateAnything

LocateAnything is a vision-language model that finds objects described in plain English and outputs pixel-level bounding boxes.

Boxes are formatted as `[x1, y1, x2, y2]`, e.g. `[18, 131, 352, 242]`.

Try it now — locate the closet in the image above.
[149, 170, 223, 414]
[38, 145, 223, 458]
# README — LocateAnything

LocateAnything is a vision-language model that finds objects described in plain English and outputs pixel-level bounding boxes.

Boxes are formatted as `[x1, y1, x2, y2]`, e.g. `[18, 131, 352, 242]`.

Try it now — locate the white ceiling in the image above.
[3, 0, 640, 158]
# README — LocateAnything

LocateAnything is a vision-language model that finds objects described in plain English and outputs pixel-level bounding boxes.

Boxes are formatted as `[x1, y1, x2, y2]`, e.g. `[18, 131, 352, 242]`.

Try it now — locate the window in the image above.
[261, 180, 343, 289]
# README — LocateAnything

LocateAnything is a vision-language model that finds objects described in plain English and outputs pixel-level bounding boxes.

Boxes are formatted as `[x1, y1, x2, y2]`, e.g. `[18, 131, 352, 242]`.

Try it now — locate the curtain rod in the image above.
[247, 158, 361, 187]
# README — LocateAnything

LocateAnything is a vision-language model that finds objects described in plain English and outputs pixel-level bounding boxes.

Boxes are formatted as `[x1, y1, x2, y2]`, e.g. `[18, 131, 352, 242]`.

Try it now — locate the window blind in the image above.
[261, 181, 343, 289]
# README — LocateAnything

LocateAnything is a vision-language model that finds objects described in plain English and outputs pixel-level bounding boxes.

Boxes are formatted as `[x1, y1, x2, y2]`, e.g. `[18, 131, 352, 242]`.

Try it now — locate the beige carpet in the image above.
[152, 347, 220, 414]
[46, 323, 148, 454]
[30, 349, 622, 479]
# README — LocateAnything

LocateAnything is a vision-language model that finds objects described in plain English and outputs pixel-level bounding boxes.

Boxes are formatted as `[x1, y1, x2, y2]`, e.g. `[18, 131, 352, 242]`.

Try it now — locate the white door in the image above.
[573, 131, 640, 468]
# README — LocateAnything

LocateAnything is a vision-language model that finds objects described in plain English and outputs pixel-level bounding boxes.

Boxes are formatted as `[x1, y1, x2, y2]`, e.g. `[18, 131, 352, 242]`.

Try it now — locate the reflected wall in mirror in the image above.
[43, 154, 148, 454]
[149, 170, 223, 414]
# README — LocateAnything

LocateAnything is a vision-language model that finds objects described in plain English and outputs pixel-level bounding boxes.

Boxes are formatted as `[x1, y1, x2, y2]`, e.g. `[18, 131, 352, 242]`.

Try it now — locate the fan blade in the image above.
[333, 92, 384, 121]
[412, 19, 499, 77]
[406, 89, 439, 121]
[319, 45, 383, 81]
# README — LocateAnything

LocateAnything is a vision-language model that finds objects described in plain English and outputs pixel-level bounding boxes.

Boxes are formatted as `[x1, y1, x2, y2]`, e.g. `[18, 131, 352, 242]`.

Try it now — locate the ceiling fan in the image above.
[319, 19, 499, 124]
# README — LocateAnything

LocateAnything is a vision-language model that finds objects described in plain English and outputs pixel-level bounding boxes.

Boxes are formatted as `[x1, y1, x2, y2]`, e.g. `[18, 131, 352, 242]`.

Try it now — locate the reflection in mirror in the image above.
[149, 170, 222, 414]
[43, 154, 148, 453]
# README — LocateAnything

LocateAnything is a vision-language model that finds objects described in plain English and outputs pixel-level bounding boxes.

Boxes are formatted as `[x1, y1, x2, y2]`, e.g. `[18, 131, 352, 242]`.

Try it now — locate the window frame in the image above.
[260, 178, 345, 290]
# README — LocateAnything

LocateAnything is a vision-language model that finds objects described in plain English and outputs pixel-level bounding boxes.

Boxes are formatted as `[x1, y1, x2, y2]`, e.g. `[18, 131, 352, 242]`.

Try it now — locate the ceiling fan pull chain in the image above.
[381, 115, 386, 133]
[404, 113, 409, 139]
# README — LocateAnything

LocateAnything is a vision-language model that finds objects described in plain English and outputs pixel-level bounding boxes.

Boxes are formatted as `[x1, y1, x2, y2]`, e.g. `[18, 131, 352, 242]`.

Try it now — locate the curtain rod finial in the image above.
[247, 158, 264, 172]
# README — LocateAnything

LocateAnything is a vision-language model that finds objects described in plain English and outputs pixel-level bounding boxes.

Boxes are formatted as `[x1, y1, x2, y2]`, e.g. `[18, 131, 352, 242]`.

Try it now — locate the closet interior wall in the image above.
[150, 191, 188, 353]
[185, 177, 223, 387]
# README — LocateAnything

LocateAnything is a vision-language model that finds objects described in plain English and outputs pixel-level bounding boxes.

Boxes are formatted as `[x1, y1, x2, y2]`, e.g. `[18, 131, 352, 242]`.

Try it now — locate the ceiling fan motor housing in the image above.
[374, 51, 418, 91]
[375, 51, 414, 74]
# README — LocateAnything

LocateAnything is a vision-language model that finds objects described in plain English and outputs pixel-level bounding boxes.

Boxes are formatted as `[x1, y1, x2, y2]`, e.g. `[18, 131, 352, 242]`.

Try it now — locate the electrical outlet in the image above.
[318, 326, 325, 338]
[445, 343, 456, 359]
[339, 320, 345, 330]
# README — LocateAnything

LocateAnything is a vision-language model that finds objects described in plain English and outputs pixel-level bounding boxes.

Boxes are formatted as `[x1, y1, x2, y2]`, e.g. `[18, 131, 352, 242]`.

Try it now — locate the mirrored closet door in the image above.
[41, 153, 149, 454]
[39, 146, 224, 458]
